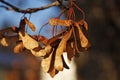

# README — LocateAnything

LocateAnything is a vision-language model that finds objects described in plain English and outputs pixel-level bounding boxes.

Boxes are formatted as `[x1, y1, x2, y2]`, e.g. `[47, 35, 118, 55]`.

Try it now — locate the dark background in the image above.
[75, 0, 120, 80]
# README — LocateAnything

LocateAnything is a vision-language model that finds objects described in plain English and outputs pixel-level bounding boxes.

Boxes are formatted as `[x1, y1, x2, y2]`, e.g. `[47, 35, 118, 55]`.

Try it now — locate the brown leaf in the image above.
[32, 46, 42, 52]
[49, 68, 58, 78]
[32, 35, 49, 45]
[24, 17, 36, 32]
[0, 37, 8, 46]
[41, 49, 53, 72]
[18, 32, 39, 50]
[48, 47, 59, 77]
[54, 28, 73, 71]
[31, 49, 46, 57]
[66, 41, 74, 61]
[73, 41, 80, 57]
[50, 39, 61, 47]
[31, 45, 52, 57]
[49, 18, 73, 27]
[75, 22, 89, 48]
[73, 26, 84, 52]
[37, 35, 48, 45]
[83, 20, 89, 30]
[77, 20, 88, 30]
[44, 45, 53, 54]
[13, 42, 25, 53]
[47, 30, 67, 45]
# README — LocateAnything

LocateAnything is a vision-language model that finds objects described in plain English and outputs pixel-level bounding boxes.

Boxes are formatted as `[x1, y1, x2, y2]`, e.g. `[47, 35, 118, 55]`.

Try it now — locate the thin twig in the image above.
[0, 0, 61, 13]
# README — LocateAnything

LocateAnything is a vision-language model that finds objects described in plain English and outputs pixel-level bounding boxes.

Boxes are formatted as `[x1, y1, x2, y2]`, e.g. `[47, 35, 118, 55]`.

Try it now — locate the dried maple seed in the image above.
[73, 26, 83, 53]
[66, 41, 74, 61]
[32, 46, 42, 52]
[37, 35, 48, 45]
[49, 18, 73, 27]
[18, 32, 39, 50]
[54, 28, 73, 71]
[31, 49, 46, 57]
[83, 20, 88, 30]
[0, 0, 91, 78]
[41, 49, 54, 72]
[31, 45, 52, 57]
[77, 20, 88, 30]
[49, 68, 59, 78]
[0, 37, 8, 46]
[48, 47, 59, 77]
[24, 17, 36, 32]
[13, 42, 25, 53]
[75, 22, 89, 48]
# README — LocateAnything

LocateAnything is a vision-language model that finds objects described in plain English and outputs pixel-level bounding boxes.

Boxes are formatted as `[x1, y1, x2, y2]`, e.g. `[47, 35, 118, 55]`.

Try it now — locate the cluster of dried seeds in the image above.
[0, 0, 90, 77]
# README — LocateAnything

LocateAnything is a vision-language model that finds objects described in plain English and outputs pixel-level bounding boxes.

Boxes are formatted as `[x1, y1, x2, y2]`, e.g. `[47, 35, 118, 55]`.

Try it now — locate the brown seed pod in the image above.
[13, 42, 25, 53]
[49, 18, 73, 27]
[24, 17, 36, 32]
[18, 32, 39, 50]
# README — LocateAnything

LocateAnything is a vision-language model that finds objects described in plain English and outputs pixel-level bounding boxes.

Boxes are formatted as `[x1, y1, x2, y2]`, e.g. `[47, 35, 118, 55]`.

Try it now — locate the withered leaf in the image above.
[31, 35, 49, 45]
[24, 17, 36, 32]
[41, 49, 54, 72]
[47, 30, 67, 45]
[75, 22, 89, 48]
[13, 42, 25, 53]
[0, 37, 8, 46]
[73, 26, 83, 53]
[31, 45, 52, 57]
[49, 18, 73, 27]
[54, 28, 73, 71]
[37, 35, 48, 45]
[66, 41, 74, 62]
[31, 49, 46, 57]
[77, 20, 88, 30]
[83, 20, 88, 31]
[49, 68, 59, 78]
[32, 46, 42, 52]
[44, 45, 52, 54]
[73, 41, 80, 57]
[54, 46, 63, 71]
[48, 47, 59, 77]
[18, 32, 39, 50]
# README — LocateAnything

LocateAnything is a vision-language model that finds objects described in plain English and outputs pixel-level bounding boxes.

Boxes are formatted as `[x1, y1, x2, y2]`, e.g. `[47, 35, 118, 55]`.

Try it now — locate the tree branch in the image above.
[0, 0, 61, 13]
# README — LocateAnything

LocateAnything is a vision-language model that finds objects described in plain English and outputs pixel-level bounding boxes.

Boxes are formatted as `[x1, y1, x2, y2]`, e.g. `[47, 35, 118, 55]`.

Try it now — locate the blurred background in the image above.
[0, 0, 120, 80]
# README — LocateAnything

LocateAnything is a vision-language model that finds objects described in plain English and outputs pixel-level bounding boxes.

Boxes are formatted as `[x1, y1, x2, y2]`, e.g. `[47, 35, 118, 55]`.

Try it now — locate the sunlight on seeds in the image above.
[54, 28, 73, 71]
[0, 0, 90, 78]
[18, 32, 39, 50]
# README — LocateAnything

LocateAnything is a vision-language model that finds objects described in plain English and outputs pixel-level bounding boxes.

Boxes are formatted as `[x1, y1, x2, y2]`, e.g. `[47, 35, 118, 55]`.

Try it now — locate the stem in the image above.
[0, 0, 61, 13]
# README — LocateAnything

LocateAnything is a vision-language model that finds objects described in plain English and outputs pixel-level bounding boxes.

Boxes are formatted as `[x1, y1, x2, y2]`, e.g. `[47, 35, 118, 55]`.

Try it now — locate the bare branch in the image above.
[0, 0, 61, 13]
